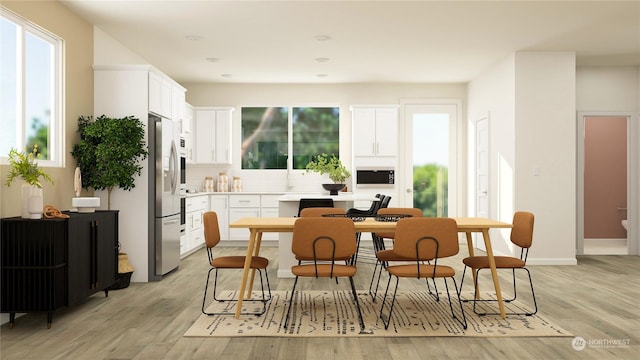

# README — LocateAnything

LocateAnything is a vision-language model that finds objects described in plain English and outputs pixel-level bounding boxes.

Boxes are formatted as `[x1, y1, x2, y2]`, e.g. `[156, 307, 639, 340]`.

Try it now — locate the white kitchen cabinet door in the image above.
[228, 208, 260, 241]
[148, 71, 171, 118]
[194, 108, 233, 164]
[352, 106, 398, 157]
[209, 195, 229, 240]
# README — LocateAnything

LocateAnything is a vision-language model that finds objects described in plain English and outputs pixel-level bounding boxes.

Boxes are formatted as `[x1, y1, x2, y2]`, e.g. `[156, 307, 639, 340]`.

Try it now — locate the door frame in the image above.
[398, 99, 463, 215]
[577, 111, 638, 255]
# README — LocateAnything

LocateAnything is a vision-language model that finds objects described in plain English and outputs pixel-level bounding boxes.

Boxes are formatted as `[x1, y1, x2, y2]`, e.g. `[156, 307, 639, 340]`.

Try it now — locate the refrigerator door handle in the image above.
[169, 140, 178, 195]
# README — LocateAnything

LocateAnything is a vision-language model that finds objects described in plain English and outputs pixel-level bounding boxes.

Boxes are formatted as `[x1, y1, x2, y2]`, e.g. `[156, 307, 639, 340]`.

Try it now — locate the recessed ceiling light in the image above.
[314, 35, 331, 42]
[315, 57, 330, 63]
[221, 74, 232, 78]
[185, 35, 203, 41]
[206, 57, 220, 63]
[316, 74, 328, 78]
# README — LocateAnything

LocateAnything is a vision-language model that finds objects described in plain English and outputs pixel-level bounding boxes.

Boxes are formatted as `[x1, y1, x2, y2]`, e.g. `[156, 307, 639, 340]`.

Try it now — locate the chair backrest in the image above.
[375, 207, 423, 239]
[297, 198, 334, 217]
[300, 207, 346, 217]
[392, 217, 459, 260]
[511, 211, 534, 249]
[292, 217, 357, 261]
[203, 211, 221, 249]
[379, 195, 392, 209]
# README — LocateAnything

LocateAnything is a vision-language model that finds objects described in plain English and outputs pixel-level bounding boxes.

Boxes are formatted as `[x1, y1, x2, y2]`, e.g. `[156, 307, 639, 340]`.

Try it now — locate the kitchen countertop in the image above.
[185, 191, 286, 198]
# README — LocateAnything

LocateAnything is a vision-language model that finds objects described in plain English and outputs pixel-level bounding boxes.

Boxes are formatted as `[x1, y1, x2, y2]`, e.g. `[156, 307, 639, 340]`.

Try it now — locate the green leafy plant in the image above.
[304, 153, 351, 183]
[71, 115, 148, 209]
[5, 144, 54, 188]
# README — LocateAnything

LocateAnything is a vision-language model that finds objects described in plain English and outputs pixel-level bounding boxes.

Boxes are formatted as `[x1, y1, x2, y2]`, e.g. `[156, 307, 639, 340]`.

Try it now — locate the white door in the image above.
[476, 115, 489, 219]
[402, 103, 459, 216]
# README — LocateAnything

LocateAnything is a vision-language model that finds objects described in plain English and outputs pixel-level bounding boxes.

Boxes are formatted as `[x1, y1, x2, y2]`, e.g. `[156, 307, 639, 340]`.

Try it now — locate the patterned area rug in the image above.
[185, 290, 572, 337]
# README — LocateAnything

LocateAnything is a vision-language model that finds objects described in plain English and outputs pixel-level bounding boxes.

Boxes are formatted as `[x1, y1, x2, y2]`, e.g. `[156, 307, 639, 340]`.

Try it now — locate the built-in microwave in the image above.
[355, 168, 395, 187]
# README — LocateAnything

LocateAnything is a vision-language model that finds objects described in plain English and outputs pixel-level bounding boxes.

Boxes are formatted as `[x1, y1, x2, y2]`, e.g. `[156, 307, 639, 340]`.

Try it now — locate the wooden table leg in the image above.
[246, 232, 263, 299]
[481, 228, 506, 319]
[464, 231, 480, 299]
[235, 228, 257, 318]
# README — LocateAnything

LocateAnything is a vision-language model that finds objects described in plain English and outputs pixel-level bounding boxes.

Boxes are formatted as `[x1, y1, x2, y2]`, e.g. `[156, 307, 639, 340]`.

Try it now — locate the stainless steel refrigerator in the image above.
[149, 114, 181, 279]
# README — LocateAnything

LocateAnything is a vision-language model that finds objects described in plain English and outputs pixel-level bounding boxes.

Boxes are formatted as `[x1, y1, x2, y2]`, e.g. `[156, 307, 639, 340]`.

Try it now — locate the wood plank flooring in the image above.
[1, 246, 638, 360]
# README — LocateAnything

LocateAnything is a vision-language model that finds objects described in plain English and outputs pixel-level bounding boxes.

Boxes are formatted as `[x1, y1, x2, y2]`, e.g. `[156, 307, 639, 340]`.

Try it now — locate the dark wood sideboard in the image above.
[1, 210, 119, 328]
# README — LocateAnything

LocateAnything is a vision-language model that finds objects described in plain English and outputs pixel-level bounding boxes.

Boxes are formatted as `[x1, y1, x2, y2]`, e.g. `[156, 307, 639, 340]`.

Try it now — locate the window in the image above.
[241, 106, 340, 170]
[1, 9, 63, 167]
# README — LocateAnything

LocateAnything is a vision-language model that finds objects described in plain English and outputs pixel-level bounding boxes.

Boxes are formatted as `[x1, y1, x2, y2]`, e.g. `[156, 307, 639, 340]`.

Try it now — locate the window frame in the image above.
[0, 8, 64, 168]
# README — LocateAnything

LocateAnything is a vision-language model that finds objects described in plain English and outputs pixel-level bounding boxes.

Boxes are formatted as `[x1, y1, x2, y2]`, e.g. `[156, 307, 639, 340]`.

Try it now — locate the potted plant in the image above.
[305, 153, 351, 195]
[71, 115, 148, 210]
[5, 144, 54, 218]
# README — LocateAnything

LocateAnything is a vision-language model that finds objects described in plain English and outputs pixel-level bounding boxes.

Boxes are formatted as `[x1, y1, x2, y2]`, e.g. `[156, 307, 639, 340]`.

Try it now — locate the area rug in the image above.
[185, 290, 572, 338]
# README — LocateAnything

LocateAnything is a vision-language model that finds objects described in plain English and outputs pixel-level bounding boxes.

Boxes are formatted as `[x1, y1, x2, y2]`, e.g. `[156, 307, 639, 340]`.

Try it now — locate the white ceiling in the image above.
[60, 0, 640, 84]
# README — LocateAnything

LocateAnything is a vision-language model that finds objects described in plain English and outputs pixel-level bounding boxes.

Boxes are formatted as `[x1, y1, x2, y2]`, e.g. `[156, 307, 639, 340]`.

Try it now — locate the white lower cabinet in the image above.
[229, 194, 261, 241]
[183, 195, 208, 256]
[209, 194, 229, 241]
[260, 194, 281, 240]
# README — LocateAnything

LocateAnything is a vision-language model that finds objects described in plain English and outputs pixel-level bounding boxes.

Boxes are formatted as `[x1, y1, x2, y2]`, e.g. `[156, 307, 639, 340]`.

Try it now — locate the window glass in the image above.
[0, 16, 18, 155]
[292, 107, 340, 169]
[241, 107, 288, 169]
[24, 31, 52, 158]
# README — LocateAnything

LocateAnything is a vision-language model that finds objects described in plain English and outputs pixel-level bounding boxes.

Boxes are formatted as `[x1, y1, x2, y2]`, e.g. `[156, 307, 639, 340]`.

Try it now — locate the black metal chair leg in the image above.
[283, 276, 299, 329]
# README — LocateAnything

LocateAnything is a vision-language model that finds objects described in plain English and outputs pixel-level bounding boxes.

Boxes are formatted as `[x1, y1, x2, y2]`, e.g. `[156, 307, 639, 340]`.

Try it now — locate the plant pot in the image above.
[322, 183, 346, 195]
[22, 183, 43, 219]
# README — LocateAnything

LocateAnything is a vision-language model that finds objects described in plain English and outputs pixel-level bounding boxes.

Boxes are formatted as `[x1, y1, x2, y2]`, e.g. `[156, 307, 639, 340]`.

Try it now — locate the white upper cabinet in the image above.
[148, 71, 172, 118]
[171, 85, 186, 126]
[351, 106, 398, 157]
[194, 107, 233, 164]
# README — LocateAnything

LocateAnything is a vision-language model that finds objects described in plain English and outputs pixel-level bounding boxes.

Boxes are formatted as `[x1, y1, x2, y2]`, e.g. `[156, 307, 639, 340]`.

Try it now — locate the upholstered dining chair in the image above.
[201, 211, 271, 316]
[378, 217, 467, 330]
[369, 207, 424, 300]
[460, 211, 537, 316]
[283, 217, 365, 332]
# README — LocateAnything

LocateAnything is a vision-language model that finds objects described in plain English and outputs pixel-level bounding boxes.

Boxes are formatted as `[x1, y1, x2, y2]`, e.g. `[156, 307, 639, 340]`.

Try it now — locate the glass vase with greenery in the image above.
[5, 144, 54, 188]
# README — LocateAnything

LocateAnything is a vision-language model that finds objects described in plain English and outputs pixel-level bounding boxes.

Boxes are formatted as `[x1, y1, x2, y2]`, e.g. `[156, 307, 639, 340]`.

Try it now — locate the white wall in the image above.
[514, 52, 577, 265]
[467, 52, 578, 265]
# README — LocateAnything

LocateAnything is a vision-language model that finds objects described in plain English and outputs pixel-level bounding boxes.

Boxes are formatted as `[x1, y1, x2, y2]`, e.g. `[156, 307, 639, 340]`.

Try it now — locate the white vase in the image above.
[21, 183, 43, 219]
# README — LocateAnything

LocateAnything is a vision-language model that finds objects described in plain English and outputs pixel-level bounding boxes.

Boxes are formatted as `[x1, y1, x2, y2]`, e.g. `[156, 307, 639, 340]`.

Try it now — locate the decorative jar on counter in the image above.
[204, 176, 214, 192]
[216, 172, 228, 192]
[231, 176, 242, 192]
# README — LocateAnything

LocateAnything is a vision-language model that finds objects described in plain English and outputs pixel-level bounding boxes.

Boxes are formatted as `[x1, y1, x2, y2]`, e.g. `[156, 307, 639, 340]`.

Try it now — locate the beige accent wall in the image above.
[0, 1, 93, 218]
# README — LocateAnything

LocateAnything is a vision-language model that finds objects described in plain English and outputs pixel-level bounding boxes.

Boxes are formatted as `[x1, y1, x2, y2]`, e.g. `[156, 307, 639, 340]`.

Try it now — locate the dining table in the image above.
[228, 216, 513, 319]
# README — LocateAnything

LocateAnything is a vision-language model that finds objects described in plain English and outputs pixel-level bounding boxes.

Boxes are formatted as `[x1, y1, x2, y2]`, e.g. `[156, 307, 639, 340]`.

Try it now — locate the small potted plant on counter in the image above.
[5, 144, 54, 218]
[305, 153, 351, 195]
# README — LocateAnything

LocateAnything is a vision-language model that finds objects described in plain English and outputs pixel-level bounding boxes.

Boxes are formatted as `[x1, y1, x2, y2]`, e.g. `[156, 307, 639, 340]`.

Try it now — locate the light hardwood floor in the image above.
[1, 245, 638, 360]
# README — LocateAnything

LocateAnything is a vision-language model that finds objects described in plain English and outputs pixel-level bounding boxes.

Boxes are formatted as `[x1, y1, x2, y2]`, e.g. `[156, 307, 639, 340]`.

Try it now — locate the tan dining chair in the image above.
[283, 217, 365, 332]
[369, 207, 425, 300]
[460, 211, 537, 316]
[379, 217, 467, 330]
[201, 211, 271, 316]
